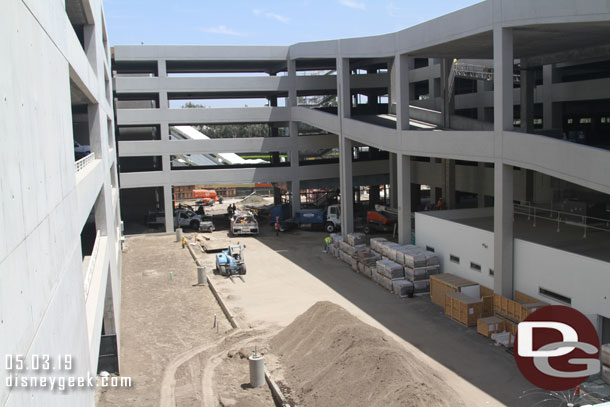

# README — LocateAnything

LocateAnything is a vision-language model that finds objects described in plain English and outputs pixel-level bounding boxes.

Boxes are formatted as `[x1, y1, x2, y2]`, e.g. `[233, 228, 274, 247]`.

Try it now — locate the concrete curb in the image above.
[265, 371, 291, 407]
[185, 242, 239, 329]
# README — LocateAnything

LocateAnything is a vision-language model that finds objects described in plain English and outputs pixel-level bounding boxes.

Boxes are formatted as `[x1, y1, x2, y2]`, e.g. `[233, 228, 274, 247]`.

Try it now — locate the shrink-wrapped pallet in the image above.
[346, 232, 366, 247]
[424, 252, 440, 267]
[357, 249, 381, 266]
[402, 247, 427, 269]
[392, 279, 414, 297]
[404, 267, 429, 281]
[381, 242, 401, 258]
[376, 259, 405, 280]
[369, 237, 388, 253]
[413, 279, 430, 294]
[362, 265, 374, 279]
[373, 271, 394, 292]
[351, 256, 358, 272]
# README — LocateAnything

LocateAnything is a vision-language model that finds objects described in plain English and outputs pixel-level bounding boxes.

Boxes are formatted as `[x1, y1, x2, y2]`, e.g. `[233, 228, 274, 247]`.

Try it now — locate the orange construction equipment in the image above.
[363, 205, 397, 234]
[193, 189, 220, 206]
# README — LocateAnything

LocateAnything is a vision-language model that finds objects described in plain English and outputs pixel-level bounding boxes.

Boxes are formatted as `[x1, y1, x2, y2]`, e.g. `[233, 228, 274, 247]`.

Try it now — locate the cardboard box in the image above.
[477, 316, 505, 338]
[445, 292, 482, 327]
[430, 274, 479, 307]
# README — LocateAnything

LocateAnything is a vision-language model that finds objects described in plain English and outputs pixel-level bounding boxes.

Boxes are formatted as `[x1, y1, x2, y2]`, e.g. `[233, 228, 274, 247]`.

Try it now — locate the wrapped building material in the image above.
[424, 252, 440, 267]
[413, 279, 430, 294]
[369, 237, 388, 253]
[346, 232, 366, 247]
[392, 279, 414, 298]
[362, 265, 374, 279]
[351, 256, 358, 272]
[381, 242, 401, 258]
[404, 265, 441, 282]
[330, 233, 342, 243]
[376, 259, 405, 280]
[402, 248, 427, 269]
[373, 271, 394, 292]
[357, 262, 365, 274]
[357, 250, 381, 266]
[404, 267, 429, 281]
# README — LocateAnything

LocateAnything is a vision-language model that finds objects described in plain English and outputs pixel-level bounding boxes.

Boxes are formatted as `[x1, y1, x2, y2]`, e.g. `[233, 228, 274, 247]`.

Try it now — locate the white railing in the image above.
[75, 152, 95, 173]
[514, 203, 610, 238]
[83, 230, 102, 300]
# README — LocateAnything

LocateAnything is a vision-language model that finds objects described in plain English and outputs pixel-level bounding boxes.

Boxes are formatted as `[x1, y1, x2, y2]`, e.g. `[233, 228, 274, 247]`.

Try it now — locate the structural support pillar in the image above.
[397, 154, 411, 244]
[389, 153, 398, 208]
[440, 58, 454, 128]
[163, 184, 174, 233]
[520, 62, 535, 134]
[339, 136, 354, 236]
[493, 27, 514, 298]
[337, 56, 354, 236]
[291, 180, 300, 212]
[288, 60, 301, 215]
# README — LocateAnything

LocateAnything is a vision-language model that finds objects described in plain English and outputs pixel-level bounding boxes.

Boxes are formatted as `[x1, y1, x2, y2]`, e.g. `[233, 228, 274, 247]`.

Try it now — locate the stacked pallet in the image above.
[602, 344, 610, 385]
[430, 274, 480, 307]
[444, 292, 483, 327]
[492, 291, 549, 338]
[329, 233, 343, 258]
[477, 316, 505, 338]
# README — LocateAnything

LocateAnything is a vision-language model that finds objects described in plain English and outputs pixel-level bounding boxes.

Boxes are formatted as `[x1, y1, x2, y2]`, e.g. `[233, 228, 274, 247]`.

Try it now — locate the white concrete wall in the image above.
[415, 211, 610, 321]
[513, 240, 610, 320]
[415, 211, 495, 290]
[1, 0, 120, 405]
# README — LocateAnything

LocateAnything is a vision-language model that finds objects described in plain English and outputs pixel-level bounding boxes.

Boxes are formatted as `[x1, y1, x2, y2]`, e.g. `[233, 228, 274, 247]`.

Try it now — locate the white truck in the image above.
[230, 210, 259, 236]
[174, 209, 204, 230]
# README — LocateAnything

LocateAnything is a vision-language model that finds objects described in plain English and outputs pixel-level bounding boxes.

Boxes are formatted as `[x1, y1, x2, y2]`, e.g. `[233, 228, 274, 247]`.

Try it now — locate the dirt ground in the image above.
[99, 223, 540, 407]
[95, 234, 275, 407]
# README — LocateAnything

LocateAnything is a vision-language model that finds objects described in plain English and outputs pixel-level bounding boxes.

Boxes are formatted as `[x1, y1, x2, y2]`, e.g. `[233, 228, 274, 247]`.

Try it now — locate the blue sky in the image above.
[104, 0, 483, 46]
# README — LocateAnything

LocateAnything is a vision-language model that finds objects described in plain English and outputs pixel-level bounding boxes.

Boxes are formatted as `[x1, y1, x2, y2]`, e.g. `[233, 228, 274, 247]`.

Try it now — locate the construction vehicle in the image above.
[270, 204, 341, 233]
[215, 244, 247, 276]
[363, 204, 397, 234]
[230, 210, 259, 235]
[193, 189, 222, 206]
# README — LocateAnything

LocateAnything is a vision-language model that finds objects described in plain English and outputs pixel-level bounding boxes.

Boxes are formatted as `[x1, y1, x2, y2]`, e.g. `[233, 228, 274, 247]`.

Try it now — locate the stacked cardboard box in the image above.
[430, 274, 480, 307]
[445, 292, 483, 327]
[477, 316, 505, 337]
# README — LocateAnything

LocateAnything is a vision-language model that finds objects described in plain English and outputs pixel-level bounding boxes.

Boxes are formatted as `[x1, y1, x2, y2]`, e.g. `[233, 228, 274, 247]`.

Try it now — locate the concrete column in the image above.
[389, 153, 398, 208]
[337, 57, 354, 235]
[477, 162, 486, 207]
[339, 136, 354, 236]
[291, 180, 301, 212]
[337, 57, 351, 119]
[397, 154, 412, 244]
[394, 53, 410, 131]
[519, 62, 535, 134]
[163, 184, 174, 233]
[440, 58, 454, 128]
[493, 27, 514, 298]
[443, 159, 456, 209]
[288, 59, 297, 107]
[388, 58, 396, 115]
[493, 164, 514, 297]
[83, 25, 98, 69]
[542, 64, 554, 130]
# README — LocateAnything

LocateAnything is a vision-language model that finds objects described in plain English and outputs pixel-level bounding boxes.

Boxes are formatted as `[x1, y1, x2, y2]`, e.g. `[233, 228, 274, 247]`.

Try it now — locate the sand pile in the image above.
[237, 193, 268, 207]
[271, 302, 464, 407]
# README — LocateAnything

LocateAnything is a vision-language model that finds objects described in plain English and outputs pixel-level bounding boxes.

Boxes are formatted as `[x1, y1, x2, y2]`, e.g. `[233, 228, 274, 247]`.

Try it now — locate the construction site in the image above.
[4, 0, 610, 406]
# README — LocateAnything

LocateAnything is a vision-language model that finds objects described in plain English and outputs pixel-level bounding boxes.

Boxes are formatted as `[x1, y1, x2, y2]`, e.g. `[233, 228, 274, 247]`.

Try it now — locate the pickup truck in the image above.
[230, 210, 259, 236]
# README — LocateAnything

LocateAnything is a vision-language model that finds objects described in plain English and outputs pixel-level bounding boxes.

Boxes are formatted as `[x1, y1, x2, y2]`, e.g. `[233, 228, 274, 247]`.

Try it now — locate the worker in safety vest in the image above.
[324, 236, 333, 253]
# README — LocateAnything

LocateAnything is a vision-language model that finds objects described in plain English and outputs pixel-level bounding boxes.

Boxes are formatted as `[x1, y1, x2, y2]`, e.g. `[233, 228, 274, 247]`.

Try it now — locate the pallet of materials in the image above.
[376, 259, 405, 280]
[493, 293, 548, 321]
[480, 285, 495, 318]
[494, 313, 519, 335]
[392, 279, 414, 297]
[369, 237, 388, 253]
[491, 331, 514, 348]
[346, 232, 366, 246]
[404, 265, 440, 281]
[372, 270, 394, 292]
[477, 316, 505, 338]
[430, 274, 480, 307]
[357, 249, 381, 266]
[445, 292, 482, 327]
[361, 265, 374, 279]
[413, 279, 431, 294]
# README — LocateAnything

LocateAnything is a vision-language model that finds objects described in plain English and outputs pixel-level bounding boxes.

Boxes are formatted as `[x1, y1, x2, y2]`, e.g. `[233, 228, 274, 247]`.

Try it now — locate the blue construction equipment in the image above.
[269, 204, 341, 233]
[215, 244, 247, 276]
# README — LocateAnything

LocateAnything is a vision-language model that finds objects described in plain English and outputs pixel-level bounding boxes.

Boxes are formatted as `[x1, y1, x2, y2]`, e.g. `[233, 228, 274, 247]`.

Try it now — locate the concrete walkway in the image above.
[206, 228, 536, 407]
